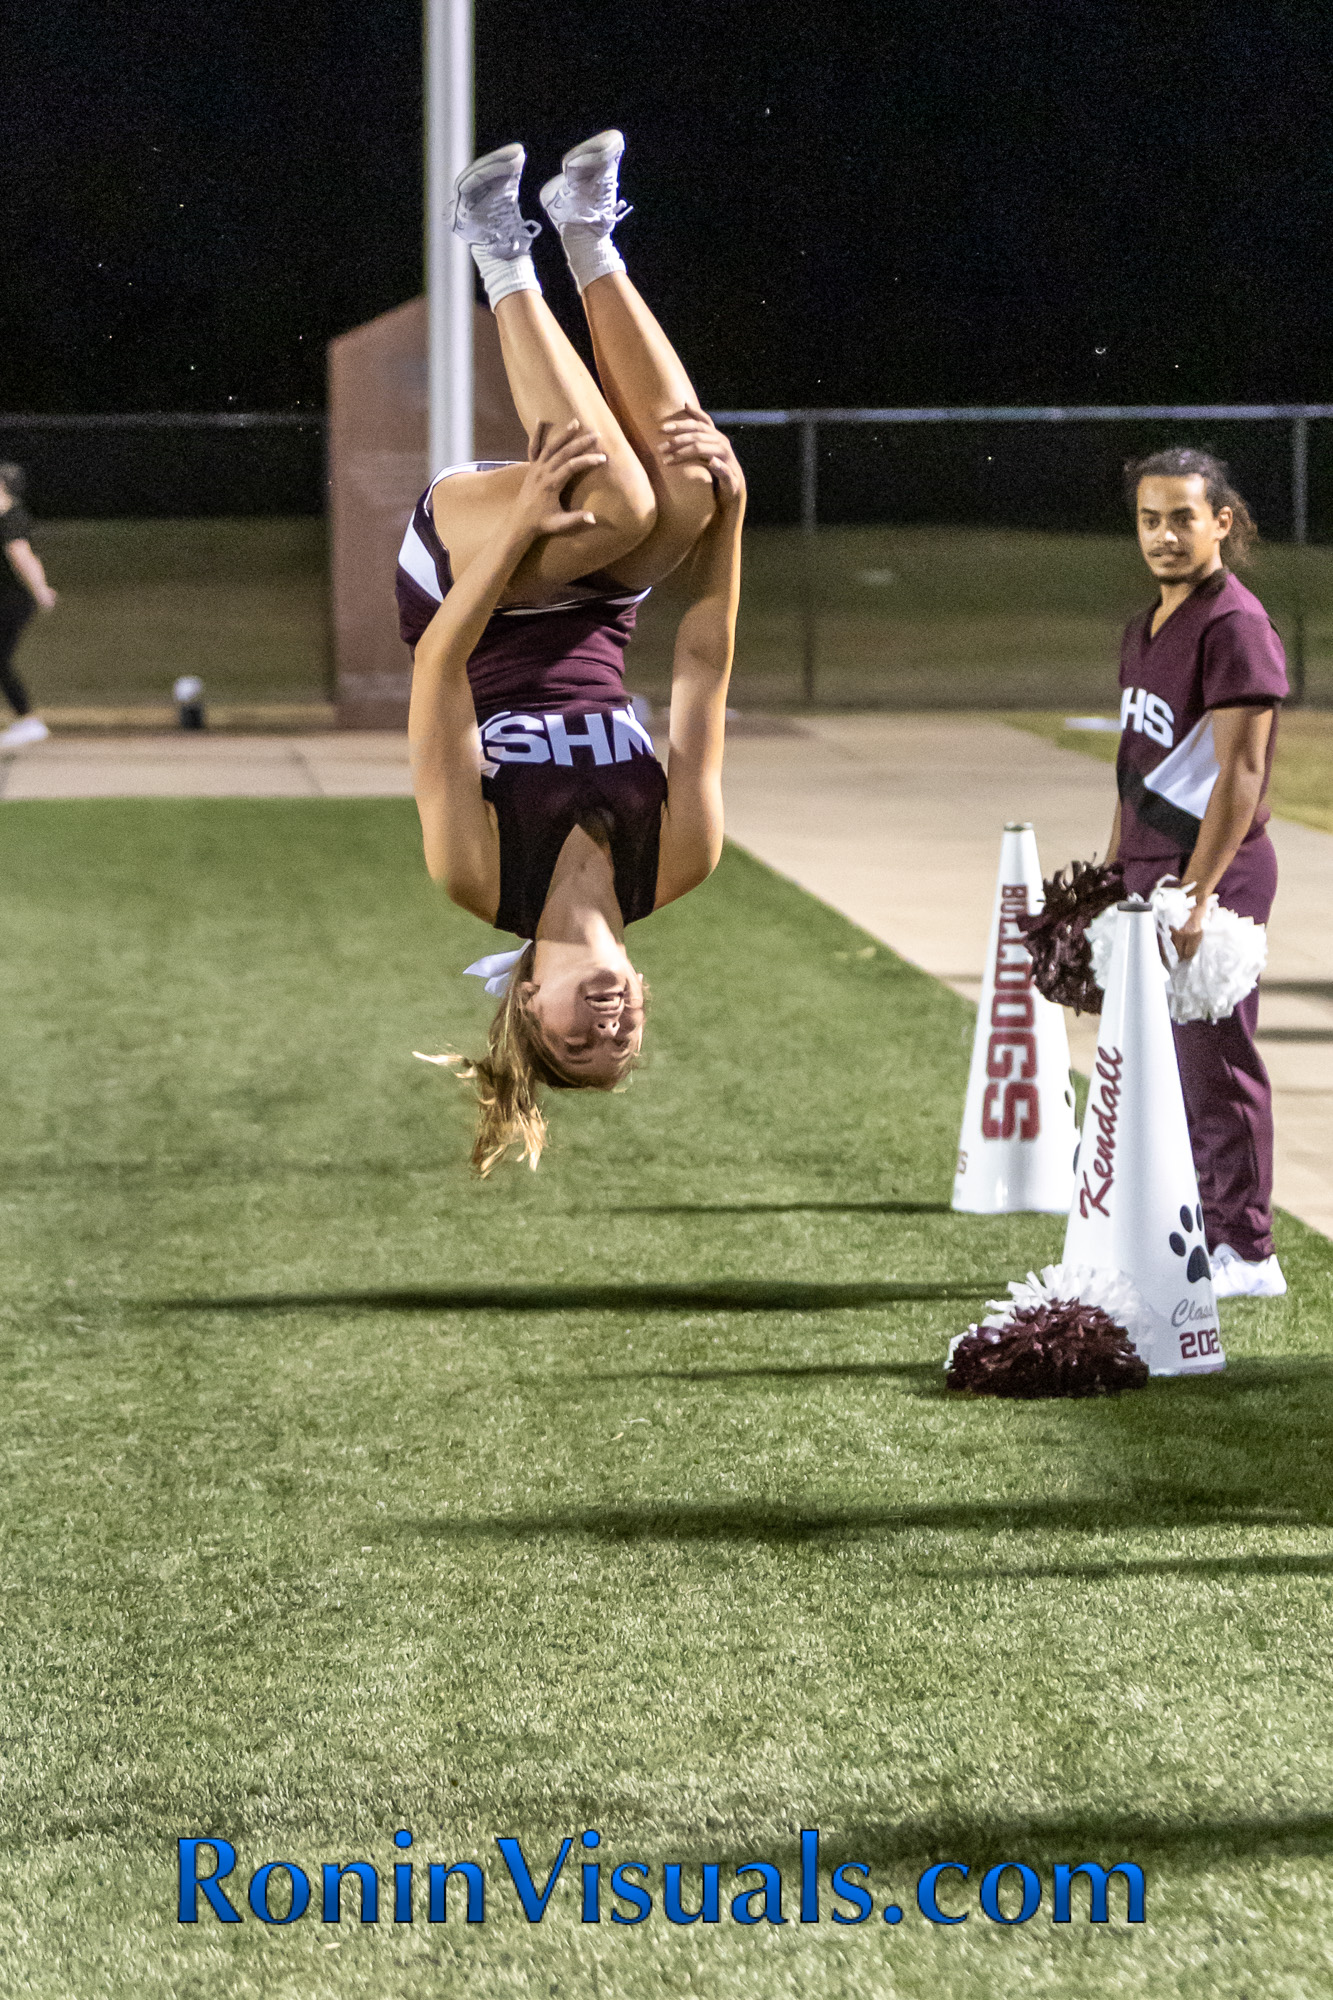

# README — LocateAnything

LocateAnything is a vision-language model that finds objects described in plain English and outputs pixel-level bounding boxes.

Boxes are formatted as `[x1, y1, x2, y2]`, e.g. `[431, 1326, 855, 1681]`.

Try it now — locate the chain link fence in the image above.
[3, 405, 1329, 712]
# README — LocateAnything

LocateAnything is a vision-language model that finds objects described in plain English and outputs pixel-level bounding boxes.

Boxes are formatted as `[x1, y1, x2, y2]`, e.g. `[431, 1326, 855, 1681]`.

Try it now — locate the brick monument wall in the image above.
[327, 297, 527, 729]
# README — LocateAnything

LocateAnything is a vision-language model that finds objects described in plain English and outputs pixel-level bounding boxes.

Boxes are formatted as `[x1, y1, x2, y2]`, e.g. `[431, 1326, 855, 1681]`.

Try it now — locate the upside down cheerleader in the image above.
[398, 132, 744, 1173]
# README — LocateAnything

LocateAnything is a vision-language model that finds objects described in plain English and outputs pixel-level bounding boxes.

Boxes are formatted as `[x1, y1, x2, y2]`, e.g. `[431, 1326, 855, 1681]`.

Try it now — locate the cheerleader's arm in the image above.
[410, 422, 608, 912]
[655, 418, 745, 905]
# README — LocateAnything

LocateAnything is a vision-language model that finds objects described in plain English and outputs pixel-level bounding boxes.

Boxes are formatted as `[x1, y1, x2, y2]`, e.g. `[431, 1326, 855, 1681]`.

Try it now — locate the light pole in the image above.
[425, 0, 474, 472]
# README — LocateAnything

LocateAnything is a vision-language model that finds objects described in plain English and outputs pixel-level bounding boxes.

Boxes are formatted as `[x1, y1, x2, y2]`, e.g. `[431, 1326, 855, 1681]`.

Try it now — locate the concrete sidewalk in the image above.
[0, 732, 412, 801]
[4, 716, 1330, 1237]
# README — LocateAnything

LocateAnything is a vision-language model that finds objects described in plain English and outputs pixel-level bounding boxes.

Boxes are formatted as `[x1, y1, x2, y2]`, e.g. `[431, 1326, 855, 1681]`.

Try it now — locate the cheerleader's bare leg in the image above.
[436, 145, 657, 603]
[431, 295, 658, 603]
[542, 131, 717, 587]
[578, 273, 718, 590]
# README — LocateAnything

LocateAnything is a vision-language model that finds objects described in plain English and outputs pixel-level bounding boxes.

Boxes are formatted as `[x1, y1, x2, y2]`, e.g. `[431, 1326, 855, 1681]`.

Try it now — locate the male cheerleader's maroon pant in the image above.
[1122, 834, 1277, 1263]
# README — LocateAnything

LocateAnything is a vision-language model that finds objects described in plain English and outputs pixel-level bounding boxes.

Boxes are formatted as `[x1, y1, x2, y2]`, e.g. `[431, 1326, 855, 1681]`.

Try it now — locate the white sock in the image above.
[558, 221, 626, 296]
[471, 243, 540, 312]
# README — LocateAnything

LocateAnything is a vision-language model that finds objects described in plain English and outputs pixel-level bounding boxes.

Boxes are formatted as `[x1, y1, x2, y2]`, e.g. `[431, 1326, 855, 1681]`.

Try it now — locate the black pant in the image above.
[0, 597, 33, 717]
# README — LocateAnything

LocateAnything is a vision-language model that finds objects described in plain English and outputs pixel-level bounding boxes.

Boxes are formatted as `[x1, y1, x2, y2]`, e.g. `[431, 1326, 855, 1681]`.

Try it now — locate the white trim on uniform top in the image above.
[402, 458, 517, 602]
[399, 457, 653, 619]
[1142, 716, 1221, 823]
[427, 456, 517, 497]
[396, 462, 520, 612]
[397, 521, 443, 599]
[496, 591, 651, 616]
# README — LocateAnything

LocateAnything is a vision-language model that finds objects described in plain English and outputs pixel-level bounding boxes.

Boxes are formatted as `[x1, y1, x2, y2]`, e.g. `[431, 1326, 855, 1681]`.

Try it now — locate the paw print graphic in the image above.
[1169, 1204, 1211, 1284]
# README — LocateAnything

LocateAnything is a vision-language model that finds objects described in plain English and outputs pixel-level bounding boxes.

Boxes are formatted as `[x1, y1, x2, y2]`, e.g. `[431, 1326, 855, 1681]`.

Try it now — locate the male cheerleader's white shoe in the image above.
[1210, 1244, 1288, 1299]
[0, 714, 50, 749]
[539, 129, 632, 231]
[451, 143, 541, 258]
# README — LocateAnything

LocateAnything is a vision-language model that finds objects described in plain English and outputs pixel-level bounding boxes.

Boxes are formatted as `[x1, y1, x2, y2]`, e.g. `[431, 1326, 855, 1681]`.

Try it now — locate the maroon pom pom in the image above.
[1014, 860, 1125, 1014]
[946, 1298, 1149, 1399]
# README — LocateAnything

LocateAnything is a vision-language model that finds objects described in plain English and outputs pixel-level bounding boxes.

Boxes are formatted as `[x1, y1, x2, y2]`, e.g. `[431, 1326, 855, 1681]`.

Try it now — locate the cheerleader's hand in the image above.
[1170, 901, 1207, 962]
[514, 419, 607, 538]
[659, 409, 745, 505]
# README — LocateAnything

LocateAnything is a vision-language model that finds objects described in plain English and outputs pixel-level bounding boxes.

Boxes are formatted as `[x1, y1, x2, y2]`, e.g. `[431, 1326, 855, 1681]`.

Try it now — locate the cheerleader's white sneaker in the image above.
[539, 129, 631, 231]
[451, 143, 541, 259]
[0, 715, 49, 749]
[540, 132, 631, 293]
[1210, 1244, 1287, 1299]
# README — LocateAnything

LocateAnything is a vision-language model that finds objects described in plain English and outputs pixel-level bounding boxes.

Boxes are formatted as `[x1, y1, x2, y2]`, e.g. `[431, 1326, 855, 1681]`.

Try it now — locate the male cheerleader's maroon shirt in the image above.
[395, 471, 667, 939]
[1116, 567, 1288, 869]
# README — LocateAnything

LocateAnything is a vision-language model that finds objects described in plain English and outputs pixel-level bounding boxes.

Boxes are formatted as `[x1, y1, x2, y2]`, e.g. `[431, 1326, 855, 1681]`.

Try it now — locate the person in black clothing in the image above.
[0, 463, 57, 748]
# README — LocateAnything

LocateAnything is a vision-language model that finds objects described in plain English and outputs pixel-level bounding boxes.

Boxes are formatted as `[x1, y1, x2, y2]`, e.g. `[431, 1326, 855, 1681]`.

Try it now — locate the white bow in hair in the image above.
[461, 945, 531, 998]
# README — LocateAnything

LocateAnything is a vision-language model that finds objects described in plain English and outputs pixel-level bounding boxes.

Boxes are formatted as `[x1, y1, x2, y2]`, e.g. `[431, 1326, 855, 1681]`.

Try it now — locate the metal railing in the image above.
[712, 404, 1332, 702]
[4, 403, 1325, 703]
[0, 409, 326, 520]
[0, 411, 322, 428]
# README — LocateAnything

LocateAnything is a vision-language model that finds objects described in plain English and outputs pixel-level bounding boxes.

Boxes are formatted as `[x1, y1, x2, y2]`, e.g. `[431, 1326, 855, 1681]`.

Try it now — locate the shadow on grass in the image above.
[625, 1811, 1333, 1879]
[829, 1809, 1333, 1873]
[929, 1551, 1333, 1586]
[486, 1805, 1333, 1876]
[396, 1486, 1315, 1548]
[612, 1200, 954, 1217]
[379, 1355, 1333, 1547]
[589, 1359, 942, 1388]
[152, 1279, 1000, 1315]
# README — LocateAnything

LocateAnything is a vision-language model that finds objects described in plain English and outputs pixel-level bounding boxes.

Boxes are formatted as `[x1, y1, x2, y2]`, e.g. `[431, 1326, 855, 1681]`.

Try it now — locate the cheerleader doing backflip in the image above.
[398, 132, 744, 1173]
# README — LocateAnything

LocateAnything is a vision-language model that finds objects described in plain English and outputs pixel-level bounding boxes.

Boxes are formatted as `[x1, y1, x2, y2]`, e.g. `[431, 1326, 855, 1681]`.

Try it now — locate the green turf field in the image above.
[648, 525, 1333, 711]
[17, 519, 1333, 716]
[16, 518, 332, 709]
[2, 800, 1331, 1999]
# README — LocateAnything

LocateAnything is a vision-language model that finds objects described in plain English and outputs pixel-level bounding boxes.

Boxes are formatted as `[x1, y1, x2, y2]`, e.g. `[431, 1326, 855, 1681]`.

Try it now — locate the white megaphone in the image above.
[952, 823, 1078, 1214]
[1063, 899, 1224, 1376]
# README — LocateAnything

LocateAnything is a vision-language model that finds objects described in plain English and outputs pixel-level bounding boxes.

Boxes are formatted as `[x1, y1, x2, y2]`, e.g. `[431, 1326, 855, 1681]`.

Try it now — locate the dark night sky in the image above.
[4, 0, 1332, 415]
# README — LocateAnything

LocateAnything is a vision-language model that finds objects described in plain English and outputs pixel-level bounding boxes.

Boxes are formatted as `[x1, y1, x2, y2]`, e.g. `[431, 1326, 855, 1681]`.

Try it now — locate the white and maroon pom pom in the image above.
[946, 1263, 1151, 1398]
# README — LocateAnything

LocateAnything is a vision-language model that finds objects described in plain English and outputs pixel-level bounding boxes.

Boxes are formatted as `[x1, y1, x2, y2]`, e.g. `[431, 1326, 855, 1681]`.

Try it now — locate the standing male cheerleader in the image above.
[1107, 447, 1288, 1298]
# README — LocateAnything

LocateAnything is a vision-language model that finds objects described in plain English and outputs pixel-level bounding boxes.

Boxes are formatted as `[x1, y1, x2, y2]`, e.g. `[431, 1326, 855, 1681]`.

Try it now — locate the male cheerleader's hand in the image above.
[514, 419, 607, 538]
[658, 409, 745, 506]
[1170, 900, 1208, 962]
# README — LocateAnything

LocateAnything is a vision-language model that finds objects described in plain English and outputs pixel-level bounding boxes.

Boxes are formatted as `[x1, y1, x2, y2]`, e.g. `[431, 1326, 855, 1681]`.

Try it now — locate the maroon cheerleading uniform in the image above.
[1116, 566, 1288, 1260]
[395, 462, 668, 941]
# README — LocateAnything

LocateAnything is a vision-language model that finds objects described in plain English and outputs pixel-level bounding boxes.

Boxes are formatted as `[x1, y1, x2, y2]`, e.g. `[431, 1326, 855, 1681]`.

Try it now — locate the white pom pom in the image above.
[1086, 906, 1120, 990]
[1085, 885, 1266, 1022]
[980, 1262, 1145, 1328]
[1150, 882, 1195, 941]
[1088, 904, 1170, 994]
[1148, 880, 1266, 1023]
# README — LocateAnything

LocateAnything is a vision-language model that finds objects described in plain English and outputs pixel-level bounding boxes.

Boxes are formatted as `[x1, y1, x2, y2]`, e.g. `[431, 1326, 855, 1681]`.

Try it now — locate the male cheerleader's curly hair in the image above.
[1123, 446, 1259, 565]
[421, 943, 640, 1176]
